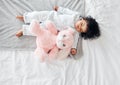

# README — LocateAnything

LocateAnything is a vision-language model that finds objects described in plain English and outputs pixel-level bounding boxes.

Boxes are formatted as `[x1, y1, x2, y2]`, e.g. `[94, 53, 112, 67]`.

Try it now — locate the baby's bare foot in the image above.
[16, 15, 24, 21]
[16, 29, 23, 37]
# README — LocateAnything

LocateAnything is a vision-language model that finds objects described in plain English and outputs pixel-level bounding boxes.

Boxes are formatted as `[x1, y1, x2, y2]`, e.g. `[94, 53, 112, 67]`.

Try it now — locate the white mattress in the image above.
[0, 0, 120, 85]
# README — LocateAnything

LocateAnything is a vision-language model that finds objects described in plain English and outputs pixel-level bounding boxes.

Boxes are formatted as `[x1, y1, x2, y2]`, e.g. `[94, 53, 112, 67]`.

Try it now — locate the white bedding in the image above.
[0, 0, 120, 85]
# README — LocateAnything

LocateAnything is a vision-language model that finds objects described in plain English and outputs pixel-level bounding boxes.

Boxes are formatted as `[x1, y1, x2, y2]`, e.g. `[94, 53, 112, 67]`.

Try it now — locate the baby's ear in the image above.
[67, 27, 75, 35]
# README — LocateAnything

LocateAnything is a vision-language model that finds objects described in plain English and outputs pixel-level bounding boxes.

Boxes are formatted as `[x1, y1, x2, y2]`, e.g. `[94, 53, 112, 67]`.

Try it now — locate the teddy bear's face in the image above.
[56, 28, 75, 49]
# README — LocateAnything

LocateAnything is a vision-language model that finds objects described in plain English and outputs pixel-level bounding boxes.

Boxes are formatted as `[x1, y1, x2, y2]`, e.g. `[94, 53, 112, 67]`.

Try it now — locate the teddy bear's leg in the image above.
[34, 49, 44, 61]
[34, 48, 48, 62]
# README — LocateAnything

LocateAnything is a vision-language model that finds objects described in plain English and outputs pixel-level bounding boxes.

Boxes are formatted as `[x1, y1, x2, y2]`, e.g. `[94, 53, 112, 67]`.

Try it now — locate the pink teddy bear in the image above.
[30, 20, 75, 61]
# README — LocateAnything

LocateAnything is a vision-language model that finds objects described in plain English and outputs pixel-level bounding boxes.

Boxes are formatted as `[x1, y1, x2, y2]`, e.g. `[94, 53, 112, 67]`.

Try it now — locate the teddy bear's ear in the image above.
[67, 28, 75, 35]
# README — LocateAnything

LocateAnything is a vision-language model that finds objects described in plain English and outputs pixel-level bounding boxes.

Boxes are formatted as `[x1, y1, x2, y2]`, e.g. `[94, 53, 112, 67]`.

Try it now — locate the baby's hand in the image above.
[53, 6, 59, 11]
[70, 48, 77, 55]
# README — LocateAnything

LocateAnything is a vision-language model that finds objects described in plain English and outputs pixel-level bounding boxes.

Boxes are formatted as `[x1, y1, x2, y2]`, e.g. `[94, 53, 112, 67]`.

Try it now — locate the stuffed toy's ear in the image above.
[67, 28, 76, 35]
[45, 20, 58, 35]
[31, 20, 42, 36]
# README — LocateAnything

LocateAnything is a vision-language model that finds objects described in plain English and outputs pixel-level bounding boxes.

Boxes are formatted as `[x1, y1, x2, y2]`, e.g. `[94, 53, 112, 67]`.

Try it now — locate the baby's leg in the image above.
[23, 11, 51, 23]
[16, 25, 34, 37]
[22, 25, 35, 36]
[16, 29, 23, 37]
[16, 10, 52, 37]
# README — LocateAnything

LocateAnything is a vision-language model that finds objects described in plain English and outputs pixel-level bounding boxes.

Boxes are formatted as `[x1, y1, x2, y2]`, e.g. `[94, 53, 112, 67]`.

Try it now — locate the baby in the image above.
[16, 6, 101, 55]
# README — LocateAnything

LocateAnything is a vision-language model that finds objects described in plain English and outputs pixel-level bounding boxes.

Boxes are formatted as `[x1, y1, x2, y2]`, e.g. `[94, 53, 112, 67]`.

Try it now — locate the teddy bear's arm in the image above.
[48, 46, 59, 59]
[46, 21, 58, 35]
[34, 48, 48, 61]
[31, 20, 43, 36]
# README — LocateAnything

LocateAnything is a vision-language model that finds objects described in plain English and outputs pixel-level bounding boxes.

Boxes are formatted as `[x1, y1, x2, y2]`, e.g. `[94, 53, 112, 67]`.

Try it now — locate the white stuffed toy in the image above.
[31, 20, 75, 61]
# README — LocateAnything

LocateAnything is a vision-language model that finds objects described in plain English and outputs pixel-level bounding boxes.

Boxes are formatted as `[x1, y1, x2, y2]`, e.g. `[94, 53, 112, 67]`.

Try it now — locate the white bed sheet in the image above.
[0, 0, 120, 85]
[0, 50, 86, 85]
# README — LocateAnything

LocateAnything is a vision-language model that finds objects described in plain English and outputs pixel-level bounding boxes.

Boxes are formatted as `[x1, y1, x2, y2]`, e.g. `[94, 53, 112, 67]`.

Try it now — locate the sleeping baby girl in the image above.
[16, 6, 101, 56]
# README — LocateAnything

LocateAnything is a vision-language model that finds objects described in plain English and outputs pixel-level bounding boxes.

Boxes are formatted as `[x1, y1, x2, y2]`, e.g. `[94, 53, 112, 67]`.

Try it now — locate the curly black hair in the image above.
[80, 16, 101, 40]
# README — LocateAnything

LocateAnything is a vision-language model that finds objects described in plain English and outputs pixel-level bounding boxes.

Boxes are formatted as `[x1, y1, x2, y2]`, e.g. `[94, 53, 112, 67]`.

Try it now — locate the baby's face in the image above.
[74, 19, 87, 33]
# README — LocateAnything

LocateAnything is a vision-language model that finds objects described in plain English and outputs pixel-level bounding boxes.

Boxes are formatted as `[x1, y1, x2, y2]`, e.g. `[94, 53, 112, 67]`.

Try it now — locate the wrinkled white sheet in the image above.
[0, 0, 120, 85]
[0, 50, 86, 85]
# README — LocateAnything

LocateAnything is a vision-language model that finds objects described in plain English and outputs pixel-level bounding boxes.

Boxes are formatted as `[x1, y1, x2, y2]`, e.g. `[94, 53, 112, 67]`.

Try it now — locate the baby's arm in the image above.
[54, 6, 79, 15]
[70, 32, 79, 55]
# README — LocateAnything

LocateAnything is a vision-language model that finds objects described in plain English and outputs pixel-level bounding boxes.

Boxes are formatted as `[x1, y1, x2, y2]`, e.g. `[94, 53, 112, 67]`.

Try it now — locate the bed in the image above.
[0, 0, 120, 85]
